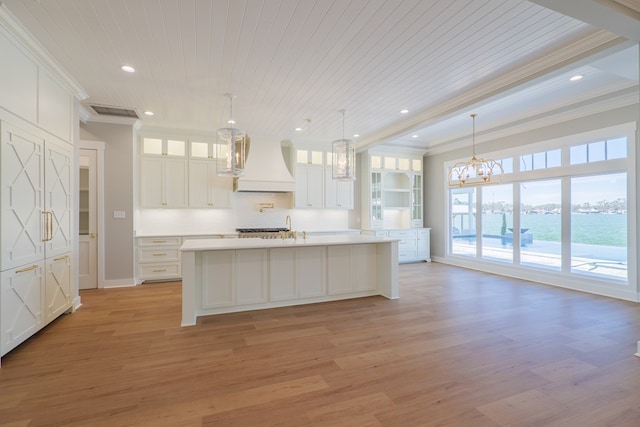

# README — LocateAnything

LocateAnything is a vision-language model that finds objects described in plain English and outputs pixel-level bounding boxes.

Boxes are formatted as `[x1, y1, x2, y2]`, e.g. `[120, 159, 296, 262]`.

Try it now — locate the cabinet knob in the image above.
[89, 232, 96, 238]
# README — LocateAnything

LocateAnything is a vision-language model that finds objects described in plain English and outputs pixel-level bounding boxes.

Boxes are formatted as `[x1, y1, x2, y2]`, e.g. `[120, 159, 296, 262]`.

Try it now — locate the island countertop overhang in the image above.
[180, 234, 399, 252]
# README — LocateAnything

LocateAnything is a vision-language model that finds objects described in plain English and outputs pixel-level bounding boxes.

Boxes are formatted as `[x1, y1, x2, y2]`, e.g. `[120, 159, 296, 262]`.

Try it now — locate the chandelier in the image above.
[448, 113, 503, 187]
[332, 109, 356, 181]
[216, 93, 246, 177]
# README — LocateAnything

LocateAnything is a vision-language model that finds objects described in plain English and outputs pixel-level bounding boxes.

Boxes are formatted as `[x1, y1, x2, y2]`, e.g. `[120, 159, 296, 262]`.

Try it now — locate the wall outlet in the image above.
[113, 210, 126, 219]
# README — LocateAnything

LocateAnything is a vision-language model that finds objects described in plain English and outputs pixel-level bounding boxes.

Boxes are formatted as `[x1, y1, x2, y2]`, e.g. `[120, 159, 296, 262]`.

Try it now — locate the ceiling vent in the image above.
[89, 105, 140, 119]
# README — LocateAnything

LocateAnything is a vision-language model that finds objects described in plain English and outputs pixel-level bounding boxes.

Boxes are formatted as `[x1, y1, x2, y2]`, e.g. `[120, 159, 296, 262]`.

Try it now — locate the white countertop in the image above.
[137, 229, 361, 238]
[180, 234, 397, 251]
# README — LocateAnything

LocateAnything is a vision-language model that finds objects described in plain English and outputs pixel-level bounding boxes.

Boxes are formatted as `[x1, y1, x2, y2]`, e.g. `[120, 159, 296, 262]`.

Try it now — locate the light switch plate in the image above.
[113, 210, 126, 219]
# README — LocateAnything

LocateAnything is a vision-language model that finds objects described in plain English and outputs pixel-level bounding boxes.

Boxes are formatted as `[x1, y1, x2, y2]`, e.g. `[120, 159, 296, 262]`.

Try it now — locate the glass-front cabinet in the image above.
[371, 171, 383, 228]
[361, 150, 425, 229]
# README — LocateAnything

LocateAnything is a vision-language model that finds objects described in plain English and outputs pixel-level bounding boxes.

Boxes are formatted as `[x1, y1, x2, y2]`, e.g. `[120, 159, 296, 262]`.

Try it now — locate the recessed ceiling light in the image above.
[400, 109, 409, 114]
[121, 65, 135, 73]
[570, 74, 583, 81]
[294, 127, 303, 132]
[144, 111, 154, 116]
[353, 134, 360, 138]
[412, 134, 418, 138]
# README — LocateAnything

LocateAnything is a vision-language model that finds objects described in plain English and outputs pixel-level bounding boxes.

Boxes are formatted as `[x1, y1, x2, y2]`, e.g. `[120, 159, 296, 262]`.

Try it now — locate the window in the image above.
[450, 187, 476, 257]
[446, 123, 633, 292]
[570, 137, 627, 165]
[520, 180, 561, 269]
[520, 149, 561, 171]
[571, 173, 627, 280]
[481, 184, 513, 262]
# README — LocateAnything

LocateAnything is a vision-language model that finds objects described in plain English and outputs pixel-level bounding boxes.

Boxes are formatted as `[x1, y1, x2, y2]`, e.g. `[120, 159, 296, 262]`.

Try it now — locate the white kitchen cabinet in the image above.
[324, 165, 354, 209]
[294, 149, 324, 208]
[140, 156, 188, 208]
[188, 159, 232, 208]
[1, 261, 45, 355]
[236, 250, 268, 305]
[1, 121, 73, 357]
[362, 228, 430, 263]
[140, 137, 188, 208]
[270, 248, 297, 301]
[135, 236, 183, 282]
[411, 172, 423, 228]
[201, 249, 268, 308]
[295, 164, 324, 208]
[297, 246, 326, 297]
[45, 253, 72, 323]
[417, 228, 431, 262]
[327, 244, 377, 294]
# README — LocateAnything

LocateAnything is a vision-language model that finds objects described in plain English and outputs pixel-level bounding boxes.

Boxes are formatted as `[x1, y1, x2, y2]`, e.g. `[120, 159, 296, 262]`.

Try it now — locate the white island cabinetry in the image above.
[181, 235, 399, 326]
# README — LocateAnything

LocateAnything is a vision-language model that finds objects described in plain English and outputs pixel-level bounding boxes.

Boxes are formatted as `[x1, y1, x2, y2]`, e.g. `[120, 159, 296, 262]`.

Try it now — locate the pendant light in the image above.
[447, 113, 503, 187]
[332, 109, 356, 181]
[216, 93, 246, 177]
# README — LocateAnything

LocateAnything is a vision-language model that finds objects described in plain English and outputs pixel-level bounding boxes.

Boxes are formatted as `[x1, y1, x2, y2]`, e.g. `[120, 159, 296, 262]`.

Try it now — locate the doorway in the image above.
[78, 143, 104, 289]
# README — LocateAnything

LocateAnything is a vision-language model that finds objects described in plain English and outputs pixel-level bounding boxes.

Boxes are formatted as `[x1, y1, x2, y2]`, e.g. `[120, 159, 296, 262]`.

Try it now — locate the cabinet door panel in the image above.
[164, 158, 188, 207]
[1, 122, 45, 269]
[45, 253, 71, 323]
[201, 251, 234, 308]
[1, 261, 44, 356]
[236, 250, 268, 305]
[140, 157, 163, 207]
[353, 244, 377, 291]
[297, 246, 326, 298]
[327, 246, 352, 295]
[188, 160, 210, 207]
[270, 248, 296, 301]
[45, 139, 73, 257]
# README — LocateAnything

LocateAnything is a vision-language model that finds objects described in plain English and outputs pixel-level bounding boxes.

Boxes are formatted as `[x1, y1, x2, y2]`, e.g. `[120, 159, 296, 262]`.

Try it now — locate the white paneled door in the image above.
[78, 149, 97, 289]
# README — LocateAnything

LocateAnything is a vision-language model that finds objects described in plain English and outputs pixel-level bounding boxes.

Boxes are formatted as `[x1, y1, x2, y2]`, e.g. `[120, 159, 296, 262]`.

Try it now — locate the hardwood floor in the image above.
[1, 262, 639, 426]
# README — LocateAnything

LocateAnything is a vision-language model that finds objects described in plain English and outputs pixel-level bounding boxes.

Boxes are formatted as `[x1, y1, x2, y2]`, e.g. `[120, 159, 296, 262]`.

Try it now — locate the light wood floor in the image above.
[1, 262, 639, 426]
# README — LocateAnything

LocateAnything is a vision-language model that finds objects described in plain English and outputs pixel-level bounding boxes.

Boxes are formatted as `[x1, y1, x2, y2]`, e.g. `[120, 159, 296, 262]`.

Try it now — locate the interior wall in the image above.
[424, 104, 640, 260]
[80, 122, 135, 284]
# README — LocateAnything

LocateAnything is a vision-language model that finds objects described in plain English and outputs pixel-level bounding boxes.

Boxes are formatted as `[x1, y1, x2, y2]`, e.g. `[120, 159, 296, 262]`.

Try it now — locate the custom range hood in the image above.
[234, 138, 296, 192]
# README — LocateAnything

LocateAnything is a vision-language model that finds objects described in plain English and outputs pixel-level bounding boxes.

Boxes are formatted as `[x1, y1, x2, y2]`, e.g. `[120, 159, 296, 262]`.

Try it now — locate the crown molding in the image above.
[0, 3, 88, 100]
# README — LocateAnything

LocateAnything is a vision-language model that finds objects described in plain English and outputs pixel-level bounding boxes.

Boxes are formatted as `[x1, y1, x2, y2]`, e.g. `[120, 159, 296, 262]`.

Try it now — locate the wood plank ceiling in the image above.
[1, 0, 636, 153]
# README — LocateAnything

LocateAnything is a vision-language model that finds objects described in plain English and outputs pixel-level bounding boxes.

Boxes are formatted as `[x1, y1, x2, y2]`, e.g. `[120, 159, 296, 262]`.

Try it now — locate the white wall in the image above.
[80, 122, 135, 284]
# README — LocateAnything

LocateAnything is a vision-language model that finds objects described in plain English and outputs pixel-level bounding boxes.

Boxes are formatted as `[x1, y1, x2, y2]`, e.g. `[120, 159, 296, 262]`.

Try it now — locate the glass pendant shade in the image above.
[332, 109, 356, 181]
[216, 93, 246, 177]
[216, 127, 246, 177]
[332, 138, 356, 181]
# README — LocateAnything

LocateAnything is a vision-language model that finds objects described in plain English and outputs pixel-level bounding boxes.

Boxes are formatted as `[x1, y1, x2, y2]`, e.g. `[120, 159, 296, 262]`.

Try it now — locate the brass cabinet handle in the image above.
[89, 232, 96, 238]
[53, 255, 69, 261]
[152, 253, 167, 256]
[153, 269, 167, 273]
[16, 264, 38, 274]
[42, 211, 53, 242]
[152, 240, 167, 243]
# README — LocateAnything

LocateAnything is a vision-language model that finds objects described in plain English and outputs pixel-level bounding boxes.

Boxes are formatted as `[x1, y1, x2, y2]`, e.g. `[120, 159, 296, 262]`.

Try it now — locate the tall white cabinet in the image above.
[1, 121, 73, 356]
[0, 13, 80, 362]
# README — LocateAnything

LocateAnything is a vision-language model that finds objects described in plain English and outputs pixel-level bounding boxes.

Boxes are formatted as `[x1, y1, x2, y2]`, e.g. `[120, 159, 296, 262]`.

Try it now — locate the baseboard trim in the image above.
[102, 278, 137, 288]
[72, 296, 82, 312]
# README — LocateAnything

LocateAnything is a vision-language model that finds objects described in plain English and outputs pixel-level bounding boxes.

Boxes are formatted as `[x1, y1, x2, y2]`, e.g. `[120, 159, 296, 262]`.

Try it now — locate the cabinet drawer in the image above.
[397, 239, 417, 250]
[137, 237, 182, 247]
[138, 263, 181, 280]
[137, 248, 180, 263]
[399, 250, 418, 262]
[417, 229, 430, 237]
[388, 229, 417, 238]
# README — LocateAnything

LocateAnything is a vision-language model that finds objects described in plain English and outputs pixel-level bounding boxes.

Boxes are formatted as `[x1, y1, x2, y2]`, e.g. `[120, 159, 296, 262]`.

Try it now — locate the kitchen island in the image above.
[180, 235, 399, 326]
